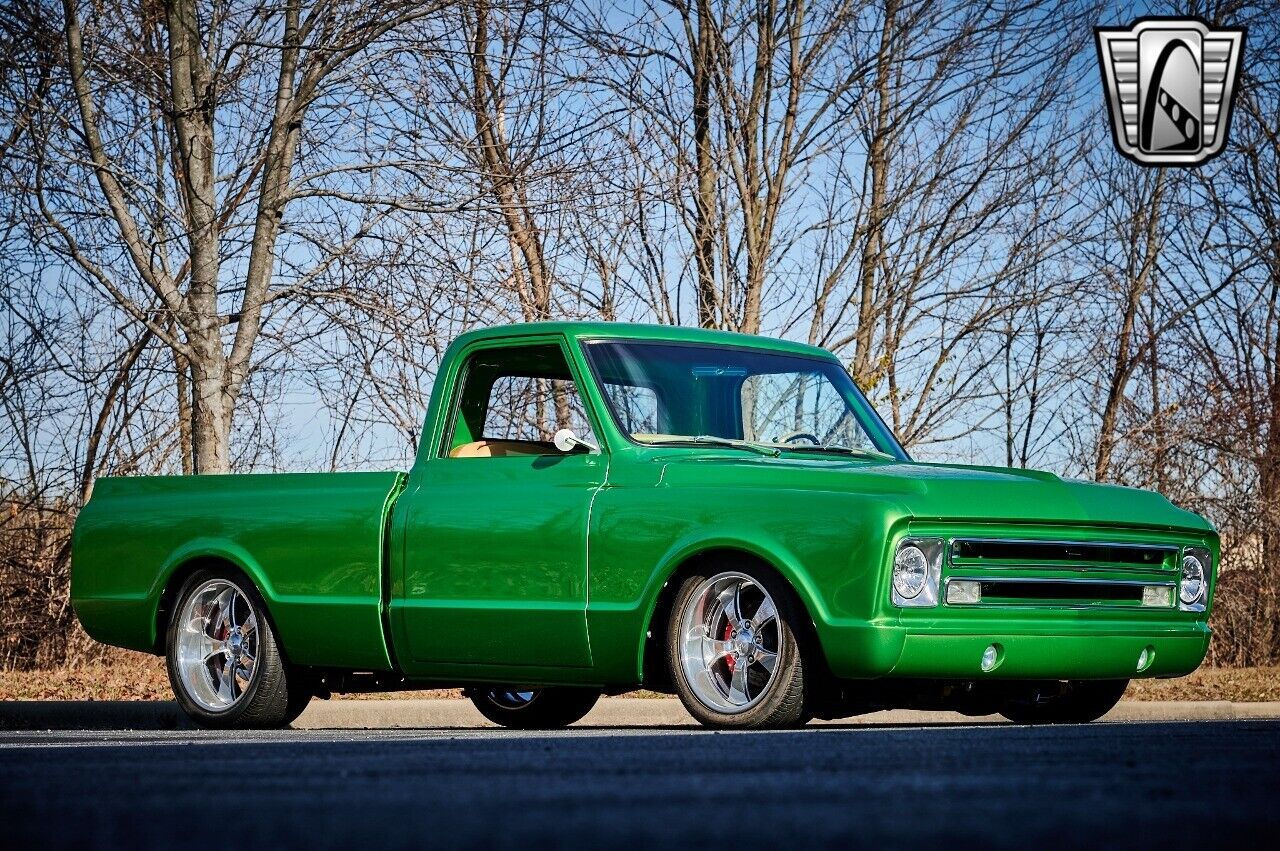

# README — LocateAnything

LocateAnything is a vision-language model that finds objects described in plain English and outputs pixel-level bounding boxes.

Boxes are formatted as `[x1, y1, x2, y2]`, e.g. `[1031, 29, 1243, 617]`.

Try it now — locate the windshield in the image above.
[581, 340, 906, 458]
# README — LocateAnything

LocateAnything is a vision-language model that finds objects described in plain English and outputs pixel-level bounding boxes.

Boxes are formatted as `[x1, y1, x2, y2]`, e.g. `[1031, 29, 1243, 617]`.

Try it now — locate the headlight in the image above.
[892, 538, 942, 607]
[1179, 549, 1209, 611]
[893, 547, 929, 598]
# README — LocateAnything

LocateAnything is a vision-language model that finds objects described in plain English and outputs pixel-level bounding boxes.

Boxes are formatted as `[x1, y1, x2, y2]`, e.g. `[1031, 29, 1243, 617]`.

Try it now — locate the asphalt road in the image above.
[1, 720, 1275, 848]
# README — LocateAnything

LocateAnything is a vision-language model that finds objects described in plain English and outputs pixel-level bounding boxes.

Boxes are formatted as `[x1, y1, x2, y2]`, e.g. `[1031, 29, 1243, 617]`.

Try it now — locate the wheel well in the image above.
[640, 548, 828, 693]
[153, 557, 266, 655]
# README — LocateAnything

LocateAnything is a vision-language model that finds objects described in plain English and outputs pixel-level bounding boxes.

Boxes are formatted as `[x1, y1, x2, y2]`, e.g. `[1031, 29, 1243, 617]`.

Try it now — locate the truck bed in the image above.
[71, 471, 405, 670]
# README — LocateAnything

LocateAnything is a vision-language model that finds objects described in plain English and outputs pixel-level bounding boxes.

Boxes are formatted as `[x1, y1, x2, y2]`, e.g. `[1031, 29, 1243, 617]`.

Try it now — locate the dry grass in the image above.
[1125, 666, 1280, 702]
[1, 653, 1277, 703]
[0, 652, 466, 701]
[0, 652, 172, 701]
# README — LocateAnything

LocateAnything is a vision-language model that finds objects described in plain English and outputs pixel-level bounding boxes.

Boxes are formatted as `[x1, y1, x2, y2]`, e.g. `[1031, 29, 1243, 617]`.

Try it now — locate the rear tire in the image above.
[998, 679, 1129, 724]
[165, 569, 303, 729]
[666, 565, 809, 729]
[469, 688, 600, 729]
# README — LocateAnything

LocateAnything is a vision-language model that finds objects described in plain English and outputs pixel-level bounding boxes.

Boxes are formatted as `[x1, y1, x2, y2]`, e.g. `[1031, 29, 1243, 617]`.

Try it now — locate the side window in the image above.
[484, 374, 595, 442]
[446, 343, 597, 457]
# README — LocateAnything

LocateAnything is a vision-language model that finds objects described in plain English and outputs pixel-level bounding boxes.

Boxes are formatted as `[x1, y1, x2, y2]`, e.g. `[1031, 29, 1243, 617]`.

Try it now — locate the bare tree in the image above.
[575, 0, 877, 331]
[1175, 7, 1280, 664]
[465, 0, 553, 320]
[799, 1, 1099, 452]
[16, 0, 448, 473]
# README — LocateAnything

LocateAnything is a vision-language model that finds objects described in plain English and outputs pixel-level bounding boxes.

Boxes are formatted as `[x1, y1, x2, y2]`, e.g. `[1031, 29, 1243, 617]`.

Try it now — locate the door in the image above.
[395, 339, 603, 669]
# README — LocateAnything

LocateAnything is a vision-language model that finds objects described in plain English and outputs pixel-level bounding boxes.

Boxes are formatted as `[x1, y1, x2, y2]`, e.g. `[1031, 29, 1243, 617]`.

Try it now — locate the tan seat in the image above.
[448, 439, 555, 458]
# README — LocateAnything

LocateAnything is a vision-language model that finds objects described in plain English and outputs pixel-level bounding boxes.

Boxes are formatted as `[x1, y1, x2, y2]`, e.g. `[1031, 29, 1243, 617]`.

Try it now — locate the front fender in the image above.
[584, 479, 913, 684]
[635, 531, 830, 665]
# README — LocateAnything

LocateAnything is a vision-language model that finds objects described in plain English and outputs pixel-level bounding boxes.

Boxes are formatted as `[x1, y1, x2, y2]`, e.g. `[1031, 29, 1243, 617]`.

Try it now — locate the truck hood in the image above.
[659, 454, 1214, 533]
[854, 460, 1211, 531]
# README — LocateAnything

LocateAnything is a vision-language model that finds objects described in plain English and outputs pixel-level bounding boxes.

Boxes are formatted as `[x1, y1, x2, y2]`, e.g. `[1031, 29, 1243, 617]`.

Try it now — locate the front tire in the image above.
[667, 567, 809, 729]
[165, 569, 303, 729]
[469, 688, 600, 729]
[999, 679, 1129, 724]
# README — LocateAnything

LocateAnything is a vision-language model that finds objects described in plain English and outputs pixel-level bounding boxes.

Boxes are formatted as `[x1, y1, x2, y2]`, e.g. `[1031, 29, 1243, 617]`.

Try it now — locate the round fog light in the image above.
[1137, 646, 1155, 672]
[981, 643, 1001, 672]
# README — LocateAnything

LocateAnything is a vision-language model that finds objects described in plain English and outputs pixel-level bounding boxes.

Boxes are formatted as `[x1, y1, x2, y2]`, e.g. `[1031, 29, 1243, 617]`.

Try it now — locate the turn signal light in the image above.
[946, 580, 982, 605]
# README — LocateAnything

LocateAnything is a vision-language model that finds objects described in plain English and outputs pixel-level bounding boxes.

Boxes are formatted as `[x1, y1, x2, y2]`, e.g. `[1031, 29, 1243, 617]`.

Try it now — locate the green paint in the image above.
[72, 322, 1218, 689]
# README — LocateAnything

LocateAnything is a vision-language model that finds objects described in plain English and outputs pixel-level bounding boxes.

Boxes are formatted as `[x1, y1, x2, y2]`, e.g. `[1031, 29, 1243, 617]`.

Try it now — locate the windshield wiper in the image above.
[779, 444, 897, 461]
[649, 435, 781, 457]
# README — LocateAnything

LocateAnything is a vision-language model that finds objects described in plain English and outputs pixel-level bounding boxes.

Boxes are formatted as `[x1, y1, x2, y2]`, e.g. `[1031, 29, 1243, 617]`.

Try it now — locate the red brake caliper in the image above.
[724, 621, 736, 672]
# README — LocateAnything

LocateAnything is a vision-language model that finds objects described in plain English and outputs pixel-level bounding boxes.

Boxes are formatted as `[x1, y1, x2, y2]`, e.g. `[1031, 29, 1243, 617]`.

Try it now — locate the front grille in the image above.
[950, 538, 1177, 572]
[977, 579, 1144, 604]
[944, 536, 1180, 609]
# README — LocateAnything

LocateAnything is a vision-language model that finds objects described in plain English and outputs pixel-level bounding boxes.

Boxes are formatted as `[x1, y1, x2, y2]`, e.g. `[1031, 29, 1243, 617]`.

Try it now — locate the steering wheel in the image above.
[776, 430, 821, 446]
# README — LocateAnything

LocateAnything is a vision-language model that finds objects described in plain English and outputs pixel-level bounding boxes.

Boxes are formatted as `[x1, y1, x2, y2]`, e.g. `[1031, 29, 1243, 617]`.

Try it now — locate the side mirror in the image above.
[553, 428, 599, 454]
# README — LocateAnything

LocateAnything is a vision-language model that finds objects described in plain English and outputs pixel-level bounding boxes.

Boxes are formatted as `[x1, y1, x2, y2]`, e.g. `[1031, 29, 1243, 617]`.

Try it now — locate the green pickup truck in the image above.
[72, 322, 1217, 729]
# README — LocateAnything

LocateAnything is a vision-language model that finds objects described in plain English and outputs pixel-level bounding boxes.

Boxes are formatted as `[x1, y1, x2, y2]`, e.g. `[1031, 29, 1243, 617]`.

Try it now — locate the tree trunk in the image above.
[190, 356, 232, 474]
[1146, 281, 1165, 492]
[1257, 255, 1280, 665]
[469, 0, 551, 320]
[851, 0, 897, 388]
[1095, 170, 1165, 482]
[692, 0, 718, 328]
[174, 344, 194, 475]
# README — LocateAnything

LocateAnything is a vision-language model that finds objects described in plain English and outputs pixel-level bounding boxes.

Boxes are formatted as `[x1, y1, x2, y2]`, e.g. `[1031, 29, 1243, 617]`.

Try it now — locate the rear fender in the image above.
[149, 539, 276, 649]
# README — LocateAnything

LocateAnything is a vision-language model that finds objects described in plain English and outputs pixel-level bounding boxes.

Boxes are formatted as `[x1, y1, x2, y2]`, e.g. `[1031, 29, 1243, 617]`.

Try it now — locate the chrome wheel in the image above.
[679, 572, 781, 714]
[469, 687, 600, 728]
[175, 578, 259, 712]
